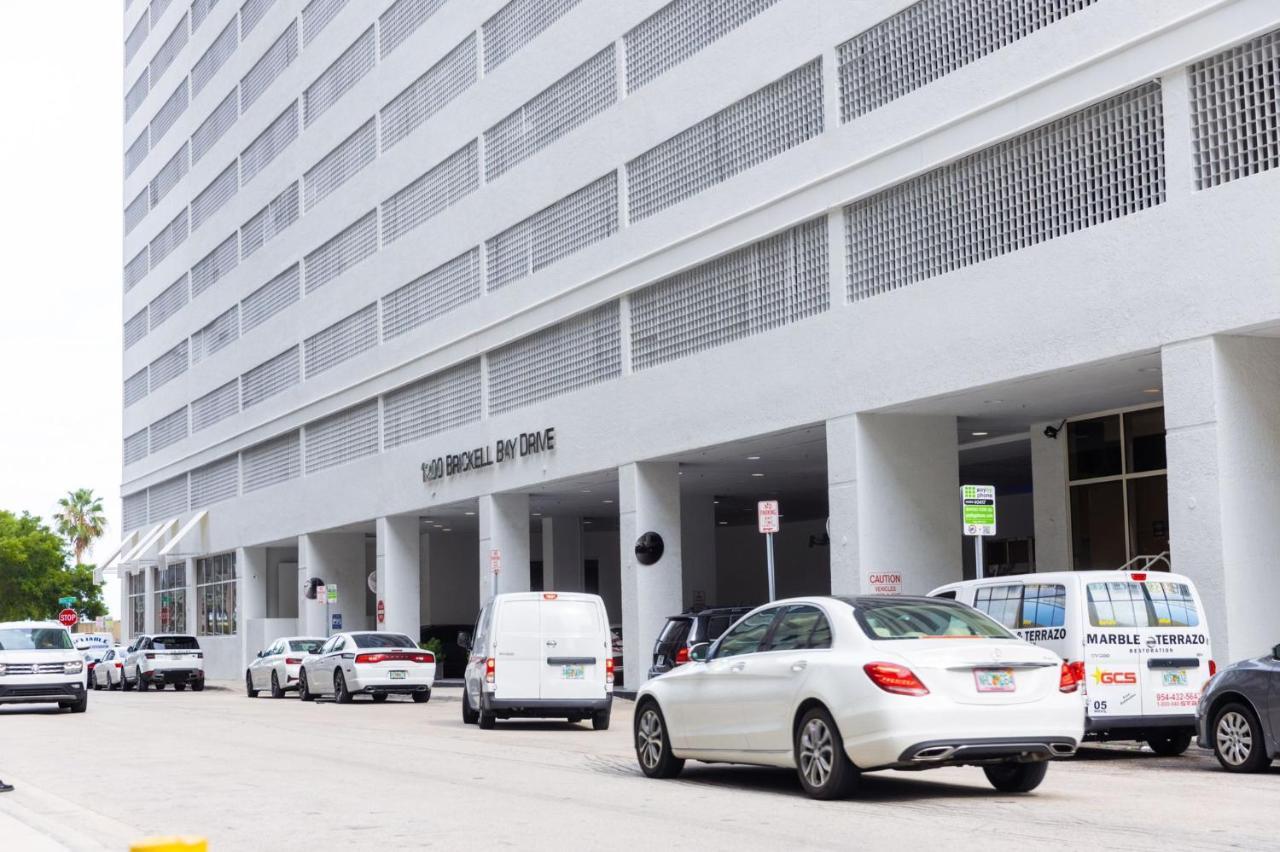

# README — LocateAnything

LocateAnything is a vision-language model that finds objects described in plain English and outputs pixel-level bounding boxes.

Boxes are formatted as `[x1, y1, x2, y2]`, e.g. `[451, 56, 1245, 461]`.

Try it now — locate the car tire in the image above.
[794, 706, 859, 799]
[270, 671, 285, 699]
[412, 689, 431, 704]
[138, 674, 149, 692]
[984, 761, 1049, 793]
[174, 683, 186, 692]
[372, 693, 389, 703]
[122, 671, 134, 691]
[1212, 702, 1271, 773]
[1146, 730, 1193, 756]
[299, 669, 315, 702]
[67, 691, 88, 714]
[191, 681, 204, 692]
[334, 670, 353, 704]
[634, 700, 683, 779]
[592, 709, 611, 731]
[479, 707, 496, 730]
[245, 672, 258, 699]
[110, 674, 119, 691]
[462, 689, 479, 725]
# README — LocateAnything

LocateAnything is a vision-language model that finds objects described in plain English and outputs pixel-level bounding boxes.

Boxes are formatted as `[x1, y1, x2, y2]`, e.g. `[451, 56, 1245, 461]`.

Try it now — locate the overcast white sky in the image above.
[0, 2, 123, 611]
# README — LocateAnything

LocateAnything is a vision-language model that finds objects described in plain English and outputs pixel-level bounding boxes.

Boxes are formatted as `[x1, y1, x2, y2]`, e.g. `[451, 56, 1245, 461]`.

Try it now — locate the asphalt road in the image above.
[0, 683, 1275, 851]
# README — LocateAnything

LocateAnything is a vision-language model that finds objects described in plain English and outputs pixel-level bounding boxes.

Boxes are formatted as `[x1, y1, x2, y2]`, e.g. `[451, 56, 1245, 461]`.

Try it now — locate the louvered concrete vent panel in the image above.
[149, 209, 190, 267]
[382, 248, 481, 339]
[628, 59, 823, 221]
[304, 303, 378, 378]
[150, 81, 190, 148]
[191, 379, 240, 431]
[123, 491, 149, 532]
[126, 15, 149, 64]
[191, 233, 239, 296]
[191, 0, 220, 32]
[124, 308, 149, 349]
[126, 130, 149, 178]
[149, 274, 190, 329]
[379, 34, 476, 151]
[190, 454, 239, 507]
[125, 189, 150, 235]
[240, 21, 298, 112]
[486, 172, 617, 291]
[625, 0, 783, 92]
[124, 429, 150, 465]
[484, 45, 615, 181]
[240, 0, 276, 39]
[382, 359, 482, 448]
[837, 0, 1097, 123]
[304, 400, 379, 473]
[149, 12, 189, 83]
[631, 217, 829, 370]
[304, 27, 375, 128]
[125, 71, 150, 122]
[241, 431, 301, 492]
[192, 18, 238, 97]
[240, 102, 299, 185]
[150, 0, 175, 27]
[147, 474, 190, 521]
[191, 161, 239, 231]
[124, 368, 150, 407]
[149, 406, 190, 453]
[192, 90, 239, 165]
[241, 345, 301, 408]
[482, 0, 584, 73]
[241, 264, 301, 331]
[303, 0, 349, 46]
[379, 0, 447, 58]
[304, 118, 376, 210]
[487, 302, 621, 415]
[241, 182, 300, 258]
[125, 248, 150, 291]
[1190, 28, 1280, 190]
[845, 82, 1165, 301]
[304, 210, 378, 293]
[149, 340, 190, 391]
[192, 304, 240, 362]
[381, 142, 479, 244]
[150, 142, 190, 207]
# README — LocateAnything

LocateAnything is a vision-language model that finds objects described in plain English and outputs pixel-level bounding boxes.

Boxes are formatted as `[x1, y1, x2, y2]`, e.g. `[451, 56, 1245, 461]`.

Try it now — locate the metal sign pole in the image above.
[766, 532, 776, 602]
[975, 534, 984, 580]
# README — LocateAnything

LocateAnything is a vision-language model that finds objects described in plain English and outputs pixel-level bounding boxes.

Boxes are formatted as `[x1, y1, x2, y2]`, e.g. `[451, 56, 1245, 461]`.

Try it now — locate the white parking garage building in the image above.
[108, 0, 1280, 681]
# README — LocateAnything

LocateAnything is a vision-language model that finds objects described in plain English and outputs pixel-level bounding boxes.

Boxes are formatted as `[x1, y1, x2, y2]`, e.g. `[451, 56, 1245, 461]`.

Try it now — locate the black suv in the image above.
[649, 606, 754, 679]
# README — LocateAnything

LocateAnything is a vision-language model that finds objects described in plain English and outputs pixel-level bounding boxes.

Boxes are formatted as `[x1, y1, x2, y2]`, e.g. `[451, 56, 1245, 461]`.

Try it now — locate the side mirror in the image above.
[688, 642, 711, 663]
[257, 650, 266, 658]
[1272, 643, 1280, 661]
[457, 631, 472, 651]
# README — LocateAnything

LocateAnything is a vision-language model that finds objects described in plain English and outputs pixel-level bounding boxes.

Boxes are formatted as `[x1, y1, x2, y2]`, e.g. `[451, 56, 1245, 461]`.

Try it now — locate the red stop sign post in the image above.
[58, 608, 78, 627]
[376, 600, 385, 624]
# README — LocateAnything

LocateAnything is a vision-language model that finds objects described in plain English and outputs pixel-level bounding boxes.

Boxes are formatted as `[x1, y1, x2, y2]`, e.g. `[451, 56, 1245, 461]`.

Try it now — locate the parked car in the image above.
[649, 606, 754, 679]
[246, 636, 325, 698]
[122, 634, 205, 692]
[931, 570, 1213, 755]
[90, 646, 126, 690]
[1197, 641, 1280, 772]
[461, 592, 614, 730]
[0, 621, 88, 712]
[419, 624, 471, 679]
[610, 624, 624, 688]
[633, 596, 1083, 799]
[82, 646, 110, 686]
[298, 632, 434, 703]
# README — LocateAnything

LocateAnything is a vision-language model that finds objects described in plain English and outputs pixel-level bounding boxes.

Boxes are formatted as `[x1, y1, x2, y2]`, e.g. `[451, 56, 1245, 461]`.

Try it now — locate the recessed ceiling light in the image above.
[464, 511, 475, 516]
[583, 520, 592, 525]
[581, 489, 592, 494]
[718, 521, 728, 526]
[746, 455, 761, 461]
[751, 473, 765, 478]
[712, 501, 719, 505]
[1143, 388, 1162, 394]
[971, 431, 989, 437]
[602, 499, 613, 504]
[442, 528, 451, 532]
[1139, 366, 1160, 373]
[532, 512, 542, 516]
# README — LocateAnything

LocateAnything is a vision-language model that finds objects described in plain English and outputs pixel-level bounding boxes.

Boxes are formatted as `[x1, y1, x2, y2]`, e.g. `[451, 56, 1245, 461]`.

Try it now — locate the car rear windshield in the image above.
[0, 628, 73, 650]
[657, 618, 691, 645]
[1086, 581, 1200, 628]
[852, 599, 1013, 640]
[289, 640, 323, 654]
[352, 634, 415, 649]
[152, 636, 200, 650]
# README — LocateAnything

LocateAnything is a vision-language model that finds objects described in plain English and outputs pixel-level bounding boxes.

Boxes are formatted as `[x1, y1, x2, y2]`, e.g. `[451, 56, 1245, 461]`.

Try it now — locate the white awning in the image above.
[96, 529, 141, 572]
[158, 510, 208, 557]
[120, 519, 176, 564]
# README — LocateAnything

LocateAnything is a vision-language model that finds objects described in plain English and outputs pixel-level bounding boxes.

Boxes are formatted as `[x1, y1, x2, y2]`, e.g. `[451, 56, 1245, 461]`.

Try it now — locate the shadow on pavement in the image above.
[671, 764, 998, 801]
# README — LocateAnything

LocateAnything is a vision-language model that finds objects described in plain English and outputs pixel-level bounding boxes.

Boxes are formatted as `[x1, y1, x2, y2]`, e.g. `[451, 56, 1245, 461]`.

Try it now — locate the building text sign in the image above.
[962, 484, 997, 536]
[422, 428, 556, 483]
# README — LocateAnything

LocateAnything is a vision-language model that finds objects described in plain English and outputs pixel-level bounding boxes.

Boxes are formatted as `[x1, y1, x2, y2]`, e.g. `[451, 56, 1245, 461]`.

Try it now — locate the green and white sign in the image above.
[961, 484, 997, 536]
[327, 584, 338, 604]
[58, 596, 76, 607]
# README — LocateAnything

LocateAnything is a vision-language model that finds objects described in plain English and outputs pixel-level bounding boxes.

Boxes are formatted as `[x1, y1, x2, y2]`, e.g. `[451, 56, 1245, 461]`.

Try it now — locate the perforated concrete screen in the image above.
[1190, 27, 1280, 190]
[303, 303, 378, 378]
[241, 431, 301, 492]
[845, 82, 1165, 301]
[126, 14, 148, 64]
[302, 0, 349, 47]
[150, 11, 189, 83]
[191, 161, 239, 231]
[191, 305, 240, 363]
[150, 0, 174, 27]
[304, 118, 376, 210]
[625, 0, 783, 93]
[304, 26, 374, 127]
[148, 474, 190, 520]
[122, 491, 148, 532]
[241, 263, 301, 331]
[190, 454, 239, 507]
[124, 308, 149, 350]
[125, 248, 149, 291]
[240, 0, 276, 40]
[124, 429, 149, 466]
[382, 360, 482, 449]
[150, 208, 190, 267]
[303, 209, 378, 293]
[381, 141, 479, 244]
[124, 368, 150, 408]
[191, 233, 239, 297]
[149, 340, 190, 392]
[125, 189, 150, 235]
[150, 141, 189, 207]
[631, 217, 829, 370]
[482, 0, 583, 73]
[379, 0, 448, 59]
[191, 0, 219, 33]
[488, 302, 621, 415]
[125, 70, 149, 122]
[193, 18, 237, 97]
[192, 90, 238, 165]
[379, 34, 476, 152]
[304, 400, 380, 473]
[149, 406, 190, 453]
[126, 130, 149, 177]
[149, 274, 190, 330]
[381, 249, 481, 340]
[240, 346, 301, 408]
[191, 379, 241, 432]
[240, 101, 299, 185]
[241, 182, 300, 258]
[240, 20, 298, 112]
[150, 80, 189, 148]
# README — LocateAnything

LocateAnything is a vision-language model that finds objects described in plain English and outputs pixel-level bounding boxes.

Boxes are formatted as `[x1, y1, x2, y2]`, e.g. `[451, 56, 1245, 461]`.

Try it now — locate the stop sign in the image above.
[376, 600, 385, 624]
[58, 608, 78, 627]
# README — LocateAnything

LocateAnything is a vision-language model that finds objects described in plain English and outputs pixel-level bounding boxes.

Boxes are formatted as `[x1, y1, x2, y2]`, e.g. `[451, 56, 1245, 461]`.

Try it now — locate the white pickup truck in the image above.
[0, 621, 88, 712]
[123, 634, 206, 691]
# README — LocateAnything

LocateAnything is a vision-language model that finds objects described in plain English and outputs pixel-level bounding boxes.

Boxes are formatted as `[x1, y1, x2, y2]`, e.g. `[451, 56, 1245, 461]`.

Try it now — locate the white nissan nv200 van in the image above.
[461, 592, 614, 731]
[930, 570, 1213, 755]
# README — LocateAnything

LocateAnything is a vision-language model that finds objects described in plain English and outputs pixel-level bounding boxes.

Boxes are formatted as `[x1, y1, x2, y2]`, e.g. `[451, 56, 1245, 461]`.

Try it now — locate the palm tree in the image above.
[54, 488, 107, 566]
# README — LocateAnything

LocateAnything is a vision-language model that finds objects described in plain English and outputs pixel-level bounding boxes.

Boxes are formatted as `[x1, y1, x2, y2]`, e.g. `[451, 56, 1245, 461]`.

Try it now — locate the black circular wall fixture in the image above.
[634, 532, 665, 566]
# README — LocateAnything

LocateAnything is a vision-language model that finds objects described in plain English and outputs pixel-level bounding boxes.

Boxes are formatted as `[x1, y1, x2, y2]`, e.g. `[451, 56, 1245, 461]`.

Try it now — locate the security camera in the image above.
[1043, 419, 1067, 440]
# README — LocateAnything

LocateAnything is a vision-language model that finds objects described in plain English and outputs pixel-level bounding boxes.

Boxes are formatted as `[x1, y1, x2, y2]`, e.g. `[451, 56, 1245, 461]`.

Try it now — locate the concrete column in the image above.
[1030, 423, 1072, 571]
[620, 462, 682, 689]
[121, 572, 133, 641]
[478, 493, 530, 602]
[1164, 336, 1280, 662]
[680, 494, 716, 609]
[827, 413, 960, 595]
[184, 556, 197, 635]
[377, 516, 421, 638]
[298, 533, 366, 636]
[541, 516, 583, 592]
[238, 547, 268, 670]
[143, 565, 156, 634]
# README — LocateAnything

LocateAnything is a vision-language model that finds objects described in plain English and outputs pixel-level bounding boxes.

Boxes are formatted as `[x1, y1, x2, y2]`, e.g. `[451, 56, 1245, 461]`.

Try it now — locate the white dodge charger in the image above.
[298, 632, 435, 704]
[633, 596, 1084, 799]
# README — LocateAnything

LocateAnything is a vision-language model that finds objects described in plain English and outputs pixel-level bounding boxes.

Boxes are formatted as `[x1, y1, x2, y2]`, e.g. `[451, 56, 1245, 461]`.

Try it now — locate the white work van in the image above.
[461, 592, 614, 731]
[930, 571, 1213, 755]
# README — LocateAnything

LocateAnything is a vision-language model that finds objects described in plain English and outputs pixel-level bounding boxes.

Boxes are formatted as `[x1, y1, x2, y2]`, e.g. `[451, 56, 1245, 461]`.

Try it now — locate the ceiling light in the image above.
[718, 521, 728, 526]
[532, 512, 542, 516]
[751, 473, 765, 478]
[1139, 366, 1160, 373]
[581, 489, 592, 494]
[983, 399, 1004, 405]
[712, 500, 719, 505]
[464, 511, 475, 516]
[1143, 388, 1162, 394]
[971, 431, 989, 437]
[442, 528, 451, 532]
[746, 455, 761, 461]
[602, 499, 613, 504]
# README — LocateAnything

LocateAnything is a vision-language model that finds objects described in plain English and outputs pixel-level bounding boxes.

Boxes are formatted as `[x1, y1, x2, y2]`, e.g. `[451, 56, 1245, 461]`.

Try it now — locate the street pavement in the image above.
[0, 682, 1275, 851]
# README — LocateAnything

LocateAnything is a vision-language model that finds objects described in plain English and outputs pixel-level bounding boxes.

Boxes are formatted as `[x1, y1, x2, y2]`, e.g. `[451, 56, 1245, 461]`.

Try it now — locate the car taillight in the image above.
[145, 653, 155, 660]
[1209, 659, 1217, 677]
[1130, 572, 1147, 582]
[605, 657, 615, 685]
[285, 657, 302, 665]
[115, 662, 123, 668]
[1059, 661, 1081, 693]
[485, 657, 495, 684]
[413, 652, 435, 665]
[863, 662, 929, 696]
[1067, 660, 1085, 685]
[675, 646, 690, 665]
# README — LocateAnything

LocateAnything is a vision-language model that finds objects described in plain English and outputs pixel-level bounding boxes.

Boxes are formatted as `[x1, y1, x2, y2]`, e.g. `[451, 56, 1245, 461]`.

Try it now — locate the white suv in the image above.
[0, 621, 88, 712]
[123, 634, 205, 691]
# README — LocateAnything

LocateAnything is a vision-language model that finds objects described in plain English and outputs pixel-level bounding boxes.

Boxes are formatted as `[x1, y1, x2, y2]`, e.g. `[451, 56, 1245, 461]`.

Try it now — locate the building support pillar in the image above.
[478, 493, 530, 602]
[143, 565, 156, 635]
[377, 516, 421, 638]
[298, 533, 366, 636]
[620, 462, 682, 689]
[1031, 422, 1072, 572]
[541, 516, 583, 592]
[237, 546, 268, 670]
[184, 556, 198, 635]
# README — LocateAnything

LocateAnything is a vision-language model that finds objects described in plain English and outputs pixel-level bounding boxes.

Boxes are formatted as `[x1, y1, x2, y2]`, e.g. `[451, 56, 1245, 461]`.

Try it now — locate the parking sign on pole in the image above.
[758, 501, 780, 601]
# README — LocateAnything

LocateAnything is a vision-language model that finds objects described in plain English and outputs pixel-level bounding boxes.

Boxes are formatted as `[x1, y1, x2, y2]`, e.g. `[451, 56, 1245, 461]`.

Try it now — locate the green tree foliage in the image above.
[53, 487, 107, 566]
[0, 510, 107, 621]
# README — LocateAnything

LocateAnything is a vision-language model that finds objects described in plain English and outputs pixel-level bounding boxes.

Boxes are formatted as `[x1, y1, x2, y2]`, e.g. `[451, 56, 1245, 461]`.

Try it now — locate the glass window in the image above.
[1067, 415, 1122, 480]
[1127, 476, 1170, 562]
[704, 614, 737, 641]
[765, 606, 830, 652]
[714, 609, 780, 658]
[658, 618, 691, 643]
[1125, 408, 1167, 473]
[352, 633, 416, 648]
[154, 563, 187, 634]
[288, 640, 323, 654]
[851, 599, 1013, 640]
[152, 636, 199, 650]
[933, 590, 957, 600]
[196, 552, 237, 636]
[1144, 582, 1199, 627]
[320, 637, 339, 654]
[1087, 582, 1149, 627]
[1020, 584, 1066, 628]
[973, 585, 1022, 628]
[127, 571, 146, 636]
[1070, 480, 1127, 570]
[0, 628, 74, 650]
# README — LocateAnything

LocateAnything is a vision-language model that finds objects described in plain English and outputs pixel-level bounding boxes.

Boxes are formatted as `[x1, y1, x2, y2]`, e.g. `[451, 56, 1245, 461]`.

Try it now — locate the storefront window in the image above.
[196, 553, 237, 636]
[154, 563, 187, 634]
[128, 571, 146, 636]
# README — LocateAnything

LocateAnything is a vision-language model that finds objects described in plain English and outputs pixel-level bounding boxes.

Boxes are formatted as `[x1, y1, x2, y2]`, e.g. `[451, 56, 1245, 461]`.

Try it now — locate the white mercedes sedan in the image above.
[246, 636, 325, 698]
[298, 632, 435, 704]
[91, 647, 125, 690]
[634, 596, 1084, 799]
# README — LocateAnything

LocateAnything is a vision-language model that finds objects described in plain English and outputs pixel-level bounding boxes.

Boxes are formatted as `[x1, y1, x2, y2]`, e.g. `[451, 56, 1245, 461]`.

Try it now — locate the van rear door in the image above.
[493, 598, 542, 700]
[539, 595, 606, 702]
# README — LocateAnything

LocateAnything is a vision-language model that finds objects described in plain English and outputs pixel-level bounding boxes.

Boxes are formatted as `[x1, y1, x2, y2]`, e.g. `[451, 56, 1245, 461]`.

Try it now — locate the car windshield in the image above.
[289, 640, 324, 654]
[0, 628, 74, 650]
[851, 599, 1013, 640]
[152, 636, 199, 650]
[352, 634, 415, 649]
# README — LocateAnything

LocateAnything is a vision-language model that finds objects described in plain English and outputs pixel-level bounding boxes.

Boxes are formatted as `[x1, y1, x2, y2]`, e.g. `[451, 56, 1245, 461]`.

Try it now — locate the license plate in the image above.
[974, 668, 1016, 692]
[561, 665, 584, 680]
[389, 670, 407, 680]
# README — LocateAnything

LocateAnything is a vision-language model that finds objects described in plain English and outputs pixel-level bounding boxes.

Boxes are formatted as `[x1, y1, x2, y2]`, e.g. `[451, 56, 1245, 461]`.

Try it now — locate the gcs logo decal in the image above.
[1093, 669, 1137, 685]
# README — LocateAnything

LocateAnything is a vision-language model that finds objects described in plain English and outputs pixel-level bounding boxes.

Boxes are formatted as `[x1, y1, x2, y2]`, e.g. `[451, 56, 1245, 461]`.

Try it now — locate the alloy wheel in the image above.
[637, 709, 664, 770]
[1216, 711, 1253, 766]
[799, 718, 835, 790]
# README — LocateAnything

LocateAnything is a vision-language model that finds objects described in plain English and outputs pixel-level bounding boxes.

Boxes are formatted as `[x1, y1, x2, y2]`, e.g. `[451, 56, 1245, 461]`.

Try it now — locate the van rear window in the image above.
[1086, 581, 1199, 628]
[972, 584, 1066, 629]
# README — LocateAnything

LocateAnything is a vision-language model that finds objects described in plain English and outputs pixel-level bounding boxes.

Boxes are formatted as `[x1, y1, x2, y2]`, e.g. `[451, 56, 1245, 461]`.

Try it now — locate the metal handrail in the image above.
[1117, 551, 1170, 572]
